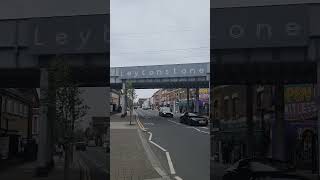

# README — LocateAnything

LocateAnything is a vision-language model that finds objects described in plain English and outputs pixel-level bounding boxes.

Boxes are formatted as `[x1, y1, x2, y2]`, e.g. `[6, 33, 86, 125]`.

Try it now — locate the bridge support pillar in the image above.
[121, 82, 127, 114]
[187, 88, 190, 112]
[36, 68, 51, 176]
[195, 88, 200, 113]
[273, 83, 286, 161]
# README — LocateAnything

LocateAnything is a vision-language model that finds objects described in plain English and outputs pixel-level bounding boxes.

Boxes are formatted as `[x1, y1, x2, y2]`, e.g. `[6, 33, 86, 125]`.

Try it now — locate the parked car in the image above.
[248, 173, 309, 180]
[87, 140, 96, 147]
[179, 112, 208, 126]
[75, 142, 86, 151]
[222, 157, 298, 180]
[159, 107, 173, 117]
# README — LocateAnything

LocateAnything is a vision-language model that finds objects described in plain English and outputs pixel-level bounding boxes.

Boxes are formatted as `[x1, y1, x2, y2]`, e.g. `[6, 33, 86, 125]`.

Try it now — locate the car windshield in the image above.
[161, 107, 170, 111]
[188, 113, 198, 117]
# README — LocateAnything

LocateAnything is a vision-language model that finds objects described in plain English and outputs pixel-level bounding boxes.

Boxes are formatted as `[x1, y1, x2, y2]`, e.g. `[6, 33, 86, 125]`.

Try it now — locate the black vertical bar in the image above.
[246, 84, 254, 158]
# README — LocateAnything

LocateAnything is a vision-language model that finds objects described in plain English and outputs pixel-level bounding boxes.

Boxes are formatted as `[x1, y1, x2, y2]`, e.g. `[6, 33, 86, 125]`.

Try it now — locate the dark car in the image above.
[75, 142, 87, 151]
[222, 157, 297, 180]
[250, 173, 309, 180]
[180, 112, 208, 126]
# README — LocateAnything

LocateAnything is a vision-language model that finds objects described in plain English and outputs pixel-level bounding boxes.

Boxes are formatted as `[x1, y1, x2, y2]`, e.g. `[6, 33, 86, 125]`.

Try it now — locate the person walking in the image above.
[55, 143, 64, 160]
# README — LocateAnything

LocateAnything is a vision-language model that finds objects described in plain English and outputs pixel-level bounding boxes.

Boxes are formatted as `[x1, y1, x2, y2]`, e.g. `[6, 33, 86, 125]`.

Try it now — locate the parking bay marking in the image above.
[167, 120, 210, 134]
[186, 127, 210, 134]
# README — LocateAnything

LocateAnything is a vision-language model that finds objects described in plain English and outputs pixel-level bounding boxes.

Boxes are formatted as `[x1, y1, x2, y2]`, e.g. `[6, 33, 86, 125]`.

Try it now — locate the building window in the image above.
[232, 97, 239, 120]
[14, 102, 19, 115]
[24, 105, 28, 117]
[11, 100, 15, 114]
[6, 99, 11, 113]
[224, 98, 229, 120]
[19, 104, 23, 116]
[33, 116, 38, 134]
[257, 92, 263, 110]
[213, 100, 219, 119]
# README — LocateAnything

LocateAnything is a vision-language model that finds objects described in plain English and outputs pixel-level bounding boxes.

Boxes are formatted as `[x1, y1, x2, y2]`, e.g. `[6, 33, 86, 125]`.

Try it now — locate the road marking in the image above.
[167, 120, 181, 125]
[186, 127, 210, 134]
[136, 111, 180, 178]
[199, 127, 209, 129]
[136, 122, 171, 180]
[166, 152, 176, 175]
[174, 176, 183, 180]
[137, 119, 147, 131]
[150, 140, 167, 152]
[148, 132, 153, 141]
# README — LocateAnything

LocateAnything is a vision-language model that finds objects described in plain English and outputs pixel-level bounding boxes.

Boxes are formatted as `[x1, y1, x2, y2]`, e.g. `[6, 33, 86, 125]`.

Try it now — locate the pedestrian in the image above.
[55, 143, 63, 160]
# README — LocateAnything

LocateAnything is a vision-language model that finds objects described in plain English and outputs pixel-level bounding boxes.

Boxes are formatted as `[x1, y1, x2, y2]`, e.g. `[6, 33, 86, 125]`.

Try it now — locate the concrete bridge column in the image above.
[121, 81, 127, 114]
[187, 88, 190, 112]
[36, 68, 50, 174]
[195, 88, 200, 113]
[273, 83, 286, 161]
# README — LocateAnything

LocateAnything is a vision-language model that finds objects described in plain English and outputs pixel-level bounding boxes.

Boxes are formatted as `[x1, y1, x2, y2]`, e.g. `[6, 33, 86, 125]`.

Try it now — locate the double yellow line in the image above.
[136, 118, 147, 132]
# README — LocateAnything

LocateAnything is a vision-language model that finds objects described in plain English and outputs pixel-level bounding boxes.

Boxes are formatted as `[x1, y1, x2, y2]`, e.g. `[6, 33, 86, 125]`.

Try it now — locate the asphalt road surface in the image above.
[77, 146, 109, 180]
[136, 109, 210, 180]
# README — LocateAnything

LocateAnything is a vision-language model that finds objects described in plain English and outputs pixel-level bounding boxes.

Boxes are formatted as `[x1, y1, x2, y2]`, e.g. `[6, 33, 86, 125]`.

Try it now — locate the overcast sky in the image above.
[110, 0, 210, 98]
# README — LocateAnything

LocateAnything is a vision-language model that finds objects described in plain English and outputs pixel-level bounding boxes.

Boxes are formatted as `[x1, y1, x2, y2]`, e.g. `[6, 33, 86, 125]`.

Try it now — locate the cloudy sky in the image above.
[111, 0, 210, 98]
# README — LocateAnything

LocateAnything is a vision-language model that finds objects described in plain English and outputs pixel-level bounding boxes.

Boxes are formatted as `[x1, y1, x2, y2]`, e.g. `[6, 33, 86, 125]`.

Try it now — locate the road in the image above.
[136, 109, 210, 180]
[76, 146, 109, 180]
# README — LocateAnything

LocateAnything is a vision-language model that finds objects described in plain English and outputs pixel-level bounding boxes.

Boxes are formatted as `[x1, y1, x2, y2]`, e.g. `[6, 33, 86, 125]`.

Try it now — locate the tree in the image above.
[125, 81, 137, 125]
[49, 58, 89, 180]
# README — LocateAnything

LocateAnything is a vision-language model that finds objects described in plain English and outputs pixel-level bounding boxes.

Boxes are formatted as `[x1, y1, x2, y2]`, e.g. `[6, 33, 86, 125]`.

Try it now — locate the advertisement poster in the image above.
[284, 84, 316, 121]
[283, 84, 317, 165]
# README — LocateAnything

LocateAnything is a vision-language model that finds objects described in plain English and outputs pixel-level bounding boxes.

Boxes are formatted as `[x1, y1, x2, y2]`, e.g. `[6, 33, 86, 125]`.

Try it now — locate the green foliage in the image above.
[126, 81, 137, 109]
[49, 57, 90, 140]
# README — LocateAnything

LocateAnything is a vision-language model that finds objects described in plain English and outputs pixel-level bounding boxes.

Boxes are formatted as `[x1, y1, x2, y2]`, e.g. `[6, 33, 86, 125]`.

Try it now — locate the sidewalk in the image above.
[110, 113, 165, 180]
[0, 155, 81, 180]
[295, 170, 319, 180]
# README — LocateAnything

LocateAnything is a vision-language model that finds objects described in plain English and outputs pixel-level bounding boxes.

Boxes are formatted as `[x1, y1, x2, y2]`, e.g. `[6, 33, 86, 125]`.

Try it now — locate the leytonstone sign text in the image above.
[29, 14, 109, 54]
[118, 63, 209, 80]
[211, 5, 308, 49]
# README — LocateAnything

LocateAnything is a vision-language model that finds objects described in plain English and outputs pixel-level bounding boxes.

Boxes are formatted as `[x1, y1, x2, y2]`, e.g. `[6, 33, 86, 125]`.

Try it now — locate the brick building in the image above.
[212, 85, 317, 171]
